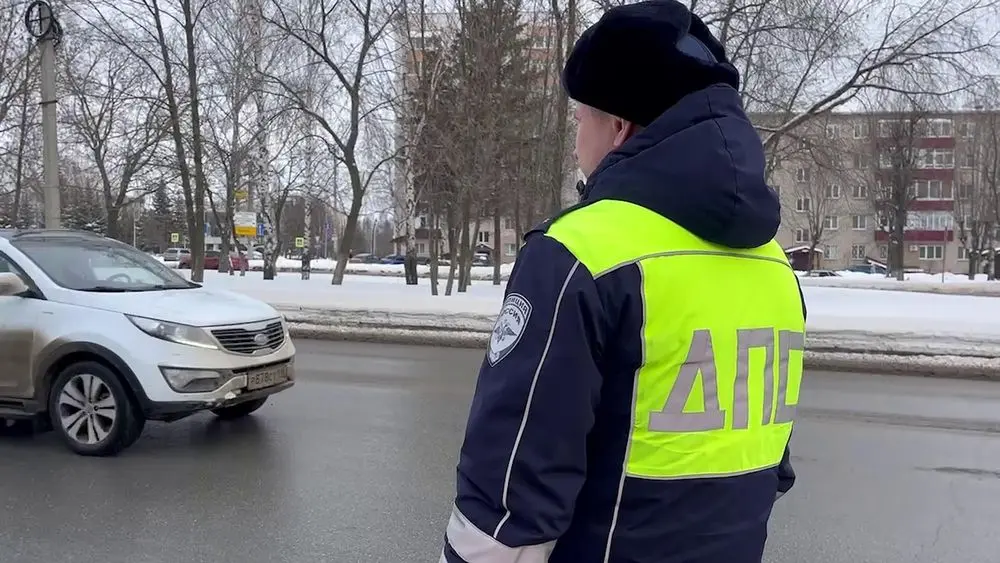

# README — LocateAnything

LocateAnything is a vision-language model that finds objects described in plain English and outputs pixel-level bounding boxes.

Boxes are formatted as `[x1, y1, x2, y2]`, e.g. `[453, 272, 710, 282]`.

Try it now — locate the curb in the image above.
[286, 323, 1000, 380]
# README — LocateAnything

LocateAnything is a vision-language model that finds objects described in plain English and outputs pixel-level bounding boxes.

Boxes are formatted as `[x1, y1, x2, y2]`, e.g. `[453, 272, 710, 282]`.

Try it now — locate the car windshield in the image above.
[12, 237, 197, 292]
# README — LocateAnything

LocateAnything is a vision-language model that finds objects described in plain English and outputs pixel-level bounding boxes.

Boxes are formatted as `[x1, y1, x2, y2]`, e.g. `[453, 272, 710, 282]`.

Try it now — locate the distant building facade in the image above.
[758, 109, 1000, 274]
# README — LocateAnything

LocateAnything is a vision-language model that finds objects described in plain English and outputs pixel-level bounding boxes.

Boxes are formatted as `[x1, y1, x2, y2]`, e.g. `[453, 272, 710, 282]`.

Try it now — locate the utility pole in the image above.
[24, 1, 63, 229]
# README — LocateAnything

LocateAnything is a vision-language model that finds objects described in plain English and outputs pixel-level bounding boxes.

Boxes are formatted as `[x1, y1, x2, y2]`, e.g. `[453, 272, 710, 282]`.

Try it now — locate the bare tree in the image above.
[544, 0, 576, 213]
[962, 89, 1000, 278]
[201, 0, 260, 275]
[864, 94, 930, 279]
[61, 41, 170, 241]
[394, 2, 452, 287]
[595, 0, 999, 155]
[72, 0, 212, 281]
[779, 133, 859, 271]
[265, 0, 400, 285]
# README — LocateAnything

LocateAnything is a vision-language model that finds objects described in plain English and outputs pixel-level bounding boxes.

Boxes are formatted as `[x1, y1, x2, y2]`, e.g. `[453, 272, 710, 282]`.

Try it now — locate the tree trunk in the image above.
[150, 0, 197, 280]
[429, 208, 439, 296]
[301, 198, 312, 280]
[457, 196, 472, 292]
[445, 205, 458, 296]
[331, 166, 365, 285]
[183, 0, 207, 282]
[12, 83, 29, 228]
[403, 161, 418, 285]
[492, 208, 501, 285]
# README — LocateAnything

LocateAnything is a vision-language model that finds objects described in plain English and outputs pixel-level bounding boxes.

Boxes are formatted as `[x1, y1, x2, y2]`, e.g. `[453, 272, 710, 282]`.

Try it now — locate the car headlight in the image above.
[127, 315, 218, 350]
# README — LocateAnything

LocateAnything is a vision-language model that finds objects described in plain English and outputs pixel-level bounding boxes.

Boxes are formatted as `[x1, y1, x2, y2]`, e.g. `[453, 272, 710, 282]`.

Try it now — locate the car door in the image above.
[0, 253, 41, 400]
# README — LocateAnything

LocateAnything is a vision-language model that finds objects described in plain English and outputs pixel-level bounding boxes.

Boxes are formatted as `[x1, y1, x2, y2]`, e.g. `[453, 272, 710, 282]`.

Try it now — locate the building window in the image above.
[924, 118, 953, 138]
[826, 124, 839, 138]
[824, 245, 839, 260]
[853, 153, 870, 169]
[918, 148, 955, 169]
[852, 215, 868, 230]
[851, 244, 867, 259]
[912, 179, 953, 200]
[918, 245, 944, 260]
[962, 152, 976, 168]
[795, 197, 811, 212]
[417, 215, 427, 229]
[958, 246, 969, 260]
[794, 228, 808, 243]
[478, 231, 490, 244]
[825, 184, 841, 199]
[958, 182, 973, 199]
[958, 122, 975, 138]
[852, 184, 868, 199]
[906, 211, 955, 231]
[878, 245, 888, 259]
[853, 122, 870, 139]
[503, 217, 515, 230]
[823, 215, 839, 230]
[796, 168, 811, 183]
[504, 243, 517, 256]
[416, 242, 426, 254]
[877, 119, 899, 138]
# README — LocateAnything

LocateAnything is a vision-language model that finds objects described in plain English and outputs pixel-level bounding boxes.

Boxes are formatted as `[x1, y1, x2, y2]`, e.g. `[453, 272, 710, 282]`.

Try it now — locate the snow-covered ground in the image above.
[799, 270, 989, 283]
[797, 271, 1000, 295]
[154, 254, 1000, 293]
[184, 270, 1000, 344]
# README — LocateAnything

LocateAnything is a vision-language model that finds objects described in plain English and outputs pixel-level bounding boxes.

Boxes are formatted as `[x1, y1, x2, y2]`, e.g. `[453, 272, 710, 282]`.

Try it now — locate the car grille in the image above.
[211, 320, 285, 354]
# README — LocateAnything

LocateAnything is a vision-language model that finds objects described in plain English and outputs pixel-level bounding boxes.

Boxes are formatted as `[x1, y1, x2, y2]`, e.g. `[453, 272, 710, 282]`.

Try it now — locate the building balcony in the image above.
[908, 199, 954, 211]
[874, 230, 954, 242]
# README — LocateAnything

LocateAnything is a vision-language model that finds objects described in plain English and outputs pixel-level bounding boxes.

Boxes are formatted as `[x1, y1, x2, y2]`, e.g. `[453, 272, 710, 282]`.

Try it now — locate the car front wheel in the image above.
[48, 361, 146, 456]
[211, 398, 267, 420]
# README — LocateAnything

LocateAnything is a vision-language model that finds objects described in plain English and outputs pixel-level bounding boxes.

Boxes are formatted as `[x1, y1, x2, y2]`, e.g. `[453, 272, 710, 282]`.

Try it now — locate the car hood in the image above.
[53, 286, 281, 327]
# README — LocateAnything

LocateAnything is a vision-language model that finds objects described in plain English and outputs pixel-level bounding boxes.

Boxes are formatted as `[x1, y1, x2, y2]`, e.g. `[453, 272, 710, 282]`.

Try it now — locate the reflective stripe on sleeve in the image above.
[445, 505, 556, 563]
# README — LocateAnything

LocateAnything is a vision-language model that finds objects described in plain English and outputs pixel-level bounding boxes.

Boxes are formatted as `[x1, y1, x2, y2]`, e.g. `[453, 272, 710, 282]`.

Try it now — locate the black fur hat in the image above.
[561, 0, 740, 127]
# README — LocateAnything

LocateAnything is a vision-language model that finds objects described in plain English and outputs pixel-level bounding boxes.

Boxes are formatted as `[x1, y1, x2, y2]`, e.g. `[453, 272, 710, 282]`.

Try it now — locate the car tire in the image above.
[211, 398, 267, 420]
[48, 361, 146, 457]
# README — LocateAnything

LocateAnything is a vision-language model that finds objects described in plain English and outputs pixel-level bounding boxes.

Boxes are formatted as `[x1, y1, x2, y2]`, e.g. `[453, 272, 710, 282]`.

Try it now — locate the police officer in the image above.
[440, 1, 804, 561]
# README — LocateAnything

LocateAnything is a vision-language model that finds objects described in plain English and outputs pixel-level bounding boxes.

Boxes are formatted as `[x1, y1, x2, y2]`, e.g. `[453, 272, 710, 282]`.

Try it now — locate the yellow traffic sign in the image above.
[170, 232, 179, 243]
[295, 237, 305, 248]
[235, 225, 256, 237]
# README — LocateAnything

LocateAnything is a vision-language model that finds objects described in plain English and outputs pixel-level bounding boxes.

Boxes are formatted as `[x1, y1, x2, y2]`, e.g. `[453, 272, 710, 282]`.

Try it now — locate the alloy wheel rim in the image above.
[58, 373, 117, 445]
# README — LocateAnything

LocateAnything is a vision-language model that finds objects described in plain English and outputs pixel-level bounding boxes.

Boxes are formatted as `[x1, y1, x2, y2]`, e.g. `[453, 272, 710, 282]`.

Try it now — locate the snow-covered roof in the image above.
[783, 245, 824, 254]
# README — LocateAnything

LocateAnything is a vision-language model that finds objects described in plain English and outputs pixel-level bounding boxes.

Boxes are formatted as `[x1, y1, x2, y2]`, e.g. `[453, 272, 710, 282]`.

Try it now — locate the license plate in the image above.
[246, 364, 289, 391]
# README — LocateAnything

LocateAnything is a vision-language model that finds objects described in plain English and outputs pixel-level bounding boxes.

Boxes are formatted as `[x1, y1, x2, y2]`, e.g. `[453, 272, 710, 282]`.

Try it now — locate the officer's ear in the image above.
[610, 117, 641, 149]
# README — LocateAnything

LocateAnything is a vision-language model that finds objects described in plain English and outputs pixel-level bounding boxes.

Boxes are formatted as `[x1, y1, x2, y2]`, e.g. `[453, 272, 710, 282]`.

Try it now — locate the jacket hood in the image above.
[581, 84, 780, 249]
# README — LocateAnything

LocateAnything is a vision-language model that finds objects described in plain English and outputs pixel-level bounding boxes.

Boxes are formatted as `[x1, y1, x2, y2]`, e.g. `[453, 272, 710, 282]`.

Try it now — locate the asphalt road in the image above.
[2, 341, 1000, 563]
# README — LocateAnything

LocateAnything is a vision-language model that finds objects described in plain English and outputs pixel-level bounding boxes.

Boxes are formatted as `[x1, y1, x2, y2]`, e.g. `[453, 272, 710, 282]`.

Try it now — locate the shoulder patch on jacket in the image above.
[487, 293, 533, 366]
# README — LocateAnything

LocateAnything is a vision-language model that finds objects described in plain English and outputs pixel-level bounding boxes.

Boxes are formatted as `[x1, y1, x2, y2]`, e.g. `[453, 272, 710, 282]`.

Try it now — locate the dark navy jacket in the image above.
[442, 84, 802, 563]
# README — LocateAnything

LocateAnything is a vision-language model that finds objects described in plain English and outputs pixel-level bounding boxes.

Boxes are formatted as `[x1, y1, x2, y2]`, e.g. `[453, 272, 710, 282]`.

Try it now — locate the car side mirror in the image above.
[0, 272, 29, 297]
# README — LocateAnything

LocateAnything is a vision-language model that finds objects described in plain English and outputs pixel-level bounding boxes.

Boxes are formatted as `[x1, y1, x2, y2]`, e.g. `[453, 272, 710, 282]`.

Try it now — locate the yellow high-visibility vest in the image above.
[546, 199, 805, 479]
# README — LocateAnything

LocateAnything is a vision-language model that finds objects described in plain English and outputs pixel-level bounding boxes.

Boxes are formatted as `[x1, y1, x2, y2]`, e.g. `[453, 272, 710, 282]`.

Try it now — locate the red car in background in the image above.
[177, 250, 249, 271]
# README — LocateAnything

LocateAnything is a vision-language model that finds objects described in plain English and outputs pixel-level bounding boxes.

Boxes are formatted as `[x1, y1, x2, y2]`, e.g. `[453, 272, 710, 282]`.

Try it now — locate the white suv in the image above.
[0, 229, 295, 456]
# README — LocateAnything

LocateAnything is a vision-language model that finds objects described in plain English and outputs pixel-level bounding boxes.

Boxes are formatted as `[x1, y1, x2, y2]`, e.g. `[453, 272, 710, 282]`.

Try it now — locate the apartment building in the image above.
[765, 109, 998, 273]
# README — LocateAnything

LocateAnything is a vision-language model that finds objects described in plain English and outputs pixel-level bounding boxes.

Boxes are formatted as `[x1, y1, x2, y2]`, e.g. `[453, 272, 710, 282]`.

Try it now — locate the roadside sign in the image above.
[170, 232, 179, 243]
[295, 237, 305, 248]
[234, 211, 257, 238]
[257, 223, 266, 237]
